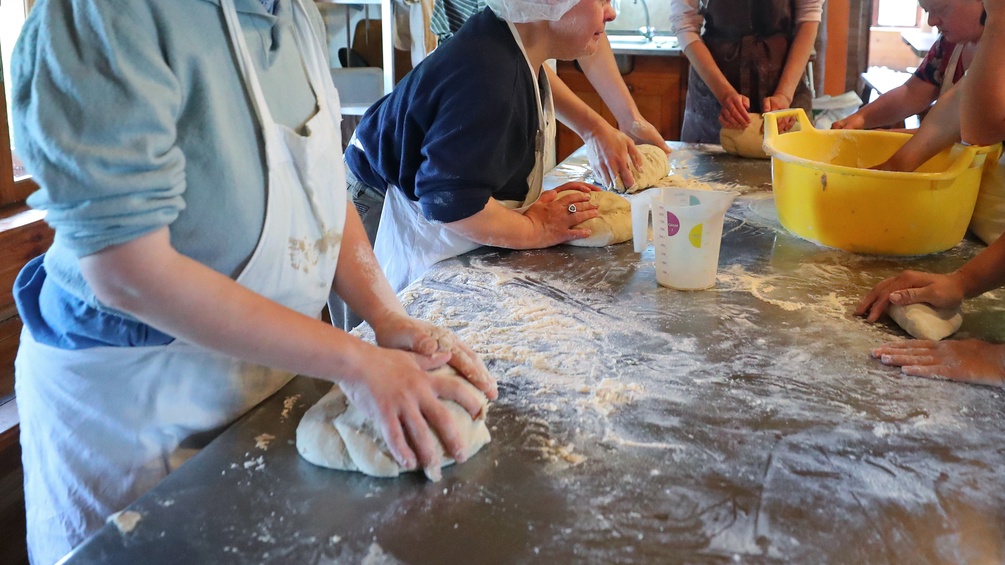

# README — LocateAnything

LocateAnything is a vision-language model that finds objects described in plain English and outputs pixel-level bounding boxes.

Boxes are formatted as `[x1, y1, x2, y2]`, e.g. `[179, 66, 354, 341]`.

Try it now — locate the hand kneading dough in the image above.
[888, 303, 963, 341]
[556, 190, 633, 247]
[296, 366, 490, 481]
[610, 144, 670, 194]
[720, 113, 769, 159]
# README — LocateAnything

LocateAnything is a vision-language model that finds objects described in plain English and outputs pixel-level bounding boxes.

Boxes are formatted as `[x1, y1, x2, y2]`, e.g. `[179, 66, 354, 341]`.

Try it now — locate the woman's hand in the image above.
[621, 118, 670, 153]
[762, 94, 795, 131]
[855, 270, 967, 323]
[339, 345, 487, 474]
[522, 183, 600, 247]
[870, 339, 1005, 387]
[762, 94, 791, 113]
[370, 313, 497, 401]
[445, 186, 598, 250]
[584, 123, 643, 189]
[718, 92, 751, 130]
[832, 113, 866, 130]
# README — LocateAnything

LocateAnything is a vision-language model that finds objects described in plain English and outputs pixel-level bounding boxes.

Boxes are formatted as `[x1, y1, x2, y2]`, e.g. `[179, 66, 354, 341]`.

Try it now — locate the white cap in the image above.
[485, 0, 581, 23]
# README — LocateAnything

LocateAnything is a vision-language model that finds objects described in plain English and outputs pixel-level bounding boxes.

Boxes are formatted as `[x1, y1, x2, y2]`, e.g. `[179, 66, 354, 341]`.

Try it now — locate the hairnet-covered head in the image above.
[484, 0, 582, 23]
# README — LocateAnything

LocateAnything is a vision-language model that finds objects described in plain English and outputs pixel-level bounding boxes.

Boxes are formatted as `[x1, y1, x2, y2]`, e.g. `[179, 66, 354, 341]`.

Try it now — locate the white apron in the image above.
[371, 21, 556, 293]
[941, 43, 965, 96]
[15, 1, 346, 562]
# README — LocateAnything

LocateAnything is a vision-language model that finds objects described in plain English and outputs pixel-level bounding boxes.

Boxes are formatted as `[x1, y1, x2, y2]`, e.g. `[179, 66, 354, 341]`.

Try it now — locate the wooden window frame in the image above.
[1, 86, 38, 208]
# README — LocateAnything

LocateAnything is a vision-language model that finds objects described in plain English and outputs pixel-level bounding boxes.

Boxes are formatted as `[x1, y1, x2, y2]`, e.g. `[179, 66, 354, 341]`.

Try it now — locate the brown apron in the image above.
[681, 0, 812, 143]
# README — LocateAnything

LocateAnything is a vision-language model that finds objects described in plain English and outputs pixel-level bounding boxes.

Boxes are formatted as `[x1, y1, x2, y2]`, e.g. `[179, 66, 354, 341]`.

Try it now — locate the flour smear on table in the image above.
[349, 251, 1005, 561]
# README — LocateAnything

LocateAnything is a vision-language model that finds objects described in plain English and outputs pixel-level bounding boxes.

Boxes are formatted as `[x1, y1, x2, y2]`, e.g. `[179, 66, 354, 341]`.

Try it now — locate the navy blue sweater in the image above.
[345, 8, 538, 223]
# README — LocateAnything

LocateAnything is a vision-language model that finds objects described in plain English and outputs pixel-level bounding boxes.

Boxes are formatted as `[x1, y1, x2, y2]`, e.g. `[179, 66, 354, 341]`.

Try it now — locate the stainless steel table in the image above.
[65, 144, 1005, 564]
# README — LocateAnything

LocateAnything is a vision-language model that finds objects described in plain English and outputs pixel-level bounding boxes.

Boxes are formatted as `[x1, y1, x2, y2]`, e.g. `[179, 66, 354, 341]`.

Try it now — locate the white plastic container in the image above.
[631, 188, 738, 290]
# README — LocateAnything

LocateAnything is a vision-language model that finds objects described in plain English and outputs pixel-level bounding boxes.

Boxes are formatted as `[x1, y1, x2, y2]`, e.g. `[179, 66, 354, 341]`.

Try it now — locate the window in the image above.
[2, 0, 35, 207]
[872, 0, 924, 28]
[1, 0, 44, 414]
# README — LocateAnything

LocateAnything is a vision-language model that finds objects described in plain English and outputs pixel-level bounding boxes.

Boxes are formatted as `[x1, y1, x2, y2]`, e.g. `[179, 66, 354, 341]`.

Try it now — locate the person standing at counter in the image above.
[429, 0, 669, 189]
[832, 0, 985, 131]
[856, 0, 1005, 387]
[670, 0, 823, 142]
[345, 0, 617, 293]
[10, 1, 495, 562]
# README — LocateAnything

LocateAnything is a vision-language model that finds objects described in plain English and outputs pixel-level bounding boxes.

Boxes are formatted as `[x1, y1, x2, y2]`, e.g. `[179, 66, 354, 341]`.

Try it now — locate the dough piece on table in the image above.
[296, 366, 490, 481]
[556, 190, 632, 247]
[888, 303, 963, 341]
[610, 144, 671, 194]
[720, 113, 769, 159]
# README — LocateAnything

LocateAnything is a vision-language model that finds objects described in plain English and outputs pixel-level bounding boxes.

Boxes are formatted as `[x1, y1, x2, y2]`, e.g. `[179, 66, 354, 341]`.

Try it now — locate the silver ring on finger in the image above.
[568, 204, 577, 214]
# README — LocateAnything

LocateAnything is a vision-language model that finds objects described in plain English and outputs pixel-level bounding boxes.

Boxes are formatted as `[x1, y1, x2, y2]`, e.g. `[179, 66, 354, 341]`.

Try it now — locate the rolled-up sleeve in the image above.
[12, 1, 187, 258]
[669, 0, 703, 51]
[796, 0, 825, 23]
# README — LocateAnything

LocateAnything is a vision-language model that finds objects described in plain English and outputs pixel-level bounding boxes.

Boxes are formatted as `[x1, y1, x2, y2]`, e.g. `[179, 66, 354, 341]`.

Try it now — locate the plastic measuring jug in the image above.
[631, 187, 738, 290]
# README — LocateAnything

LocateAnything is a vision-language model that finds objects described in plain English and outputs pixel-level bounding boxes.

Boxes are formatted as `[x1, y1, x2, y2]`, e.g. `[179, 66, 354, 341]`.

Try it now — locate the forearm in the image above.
[882, 83, 962, 171]
[577, 35, 642, 127]
[961, 3, 1005, 144]
[955, 231, 1005, 298]
[546, 65, 611, 143]
[331, 204, 407, 328]
[682, 41, 737, 102]
[80, 228, 376, 384]
[773, 22, 819, 103]
[855, 81, 937, 129]
[444, 199, 541, 250]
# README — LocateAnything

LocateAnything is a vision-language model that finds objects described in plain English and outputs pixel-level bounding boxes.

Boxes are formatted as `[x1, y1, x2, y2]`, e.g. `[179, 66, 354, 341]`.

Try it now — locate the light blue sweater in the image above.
[12, 0, 326, 347]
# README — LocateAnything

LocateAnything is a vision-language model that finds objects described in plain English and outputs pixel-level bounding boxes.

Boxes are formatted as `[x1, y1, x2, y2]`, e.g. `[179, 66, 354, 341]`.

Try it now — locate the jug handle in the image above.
[763, 108, 813, 146]
[631, 188, 658, 253]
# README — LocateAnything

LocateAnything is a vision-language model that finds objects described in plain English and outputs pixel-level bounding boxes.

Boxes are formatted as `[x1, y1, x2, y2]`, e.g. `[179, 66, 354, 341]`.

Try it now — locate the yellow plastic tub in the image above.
[762, 108, 994, 255]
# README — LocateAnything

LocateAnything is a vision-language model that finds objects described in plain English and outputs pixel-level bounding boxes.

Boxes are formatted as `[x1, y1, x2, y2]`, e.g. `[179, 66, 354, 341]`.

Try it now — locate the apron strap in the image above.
[220, 0, 278, 128]
[941, 43, 965, 96]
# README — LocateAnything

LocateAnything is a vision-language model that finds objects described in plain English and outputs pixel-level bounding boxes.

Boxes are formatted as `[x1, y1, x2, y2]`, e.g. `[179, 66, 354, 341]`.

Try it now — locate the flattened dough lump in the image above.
[888, 303, 963, 341]
[557, 190, 633, 247]
[610, 144, 670, 194]
[720, 113, 769, 159]
[296, 366, 490, 481]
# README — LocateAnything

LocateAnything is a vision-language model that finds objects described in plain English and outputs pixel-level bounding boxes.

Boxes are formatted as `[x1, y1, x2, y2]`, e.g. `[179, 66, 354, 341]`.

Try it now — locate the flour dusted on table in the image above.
[296, 366, 491, 481]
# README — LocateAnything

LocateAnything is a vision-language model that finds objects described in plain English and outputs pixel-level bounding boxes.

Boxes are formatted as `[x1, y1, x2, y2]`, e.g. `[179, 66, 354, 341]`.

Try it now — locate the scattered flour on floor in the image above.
[281, 394, 301, 420]
[255, 433, 275, 451]
[361, 542, 404, 565]
[108, 510, 142, 534]
[243, 456, 265, 472]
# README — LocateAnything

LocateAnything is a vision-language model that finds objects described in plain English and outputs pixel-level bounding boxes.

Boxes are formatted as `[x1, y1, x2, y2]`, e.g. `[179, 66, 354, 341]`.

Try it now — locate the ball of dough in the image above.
[556, 190, 632, 247]
[720, 113, 769, 159]
[609, 144, 671, 194]
[296, 366, 491, 481]
[888, 303, 963, 341]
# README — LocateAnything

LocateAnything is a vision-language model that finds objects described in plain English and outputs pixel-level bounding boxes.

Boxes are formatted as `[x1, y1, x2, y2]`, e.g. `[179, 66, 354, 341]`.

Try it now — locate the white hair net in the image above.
[485, 0, 582, 23]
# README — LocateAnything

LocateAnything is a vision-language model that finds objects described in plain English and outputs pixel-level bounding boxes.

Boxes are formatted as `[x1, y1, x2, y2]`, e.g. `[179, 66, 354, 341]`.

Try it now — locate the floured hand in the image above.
[871, 339, 1005, 387]
[370, 313, 497, 400]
